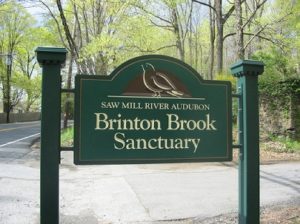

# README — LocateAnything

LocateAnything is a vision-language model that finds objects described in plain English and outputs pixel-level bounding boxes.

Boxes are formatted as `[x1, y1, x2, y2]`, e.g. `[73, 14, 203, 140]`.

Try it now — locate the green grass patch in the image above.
[268, 136, 300, 153]
[283, 138, 300, 152]
[61, 126, 74, 147]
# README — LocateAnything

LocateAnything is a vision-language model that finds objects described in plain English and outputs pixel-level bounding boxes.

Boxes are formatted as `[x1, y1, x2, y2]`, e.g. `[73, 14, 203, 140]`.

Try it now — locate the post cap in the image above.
[230, 60, 264, 77]
[35, 47, 67, 67]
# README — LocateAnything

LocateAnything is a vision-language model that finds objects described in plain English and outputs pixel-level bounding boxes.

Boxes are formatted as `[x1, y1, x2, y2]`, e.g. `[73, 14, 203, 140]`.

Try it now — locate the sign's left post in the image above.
[36, 47, 67, 224]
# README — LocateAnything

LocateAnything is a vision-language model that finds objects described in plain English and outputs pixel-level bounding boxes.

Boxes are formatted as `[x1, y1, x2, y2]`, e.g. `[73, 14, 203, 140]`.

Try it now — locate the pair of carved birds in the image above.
[141, 63, 184, 98]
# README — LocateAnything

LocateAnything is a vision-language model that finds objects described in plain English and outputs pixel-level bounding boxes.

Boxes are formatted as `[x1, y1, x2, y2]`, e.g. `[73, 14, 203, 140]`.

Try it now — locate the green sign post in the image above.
[36, 47, 67, 224]
[36, 47, 263, 224]
[231, 60, 264, 224]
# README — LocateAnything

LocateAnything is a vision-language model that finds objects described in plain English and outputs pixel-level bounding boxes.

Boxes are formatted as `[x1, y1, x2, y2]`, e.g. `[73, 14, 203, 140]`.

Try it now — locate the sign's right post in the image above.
[230, 60, 264, 224]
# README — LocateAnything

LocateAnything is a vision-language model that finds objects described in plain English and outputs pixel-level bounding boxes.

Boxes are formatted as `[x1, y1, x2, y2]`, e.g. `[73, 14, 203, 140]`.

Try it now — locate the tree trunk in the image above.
[56, 0, 78, 59]
[188, 11, 193, 67]
[235, 0, 244, 59]
[194, 29, 199, 71]
[215, 0, 223, 74]
[63, 15, 77, 129]
[63, 53, 74, 129]
[4, 56, 12, 122]
[208, 0, 215, 79]
[172, 8, 185, 61]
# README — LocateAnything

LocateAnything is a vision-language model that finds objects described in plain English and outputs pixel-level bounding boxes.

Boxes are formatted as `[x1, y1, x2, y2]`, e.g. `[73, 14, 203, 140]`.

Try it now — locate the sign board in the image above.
[74, 55, 232, 164]
[38, 47, 263, 224]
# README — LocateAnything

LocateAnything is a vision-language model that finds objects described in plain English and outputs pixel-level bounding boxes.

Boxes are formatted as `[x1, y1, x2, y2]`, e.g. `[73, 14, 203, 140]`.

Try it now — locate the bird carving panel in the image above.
[123, 63, 190, 98]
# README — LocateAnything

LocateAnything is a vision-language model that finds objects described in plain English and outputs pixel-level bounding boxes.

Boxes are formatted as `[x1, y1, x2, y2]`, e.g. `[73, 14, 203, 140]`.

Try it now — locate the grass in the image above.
[61, 126, 74, 147]
[266, 135, 300, 153]
[280, 137, 300, 153]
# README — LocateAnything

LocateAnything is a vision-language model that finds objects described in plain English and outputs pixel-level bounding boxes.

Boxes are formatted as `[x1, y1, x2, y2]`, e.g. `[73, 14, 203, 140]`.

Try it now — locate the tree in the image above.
[234, 0, 244, 59]
[192, 0, 236, 73]
[0, 1, 33, 121]
[132, 0, 193, 62]
[39, 0, 133, 75]
[253, 0, 300, 79]
[15, 26, 57, 111]
[39, 0, 135, 127]
[232, 0, 268, 60]
[208, 0, 215, 79]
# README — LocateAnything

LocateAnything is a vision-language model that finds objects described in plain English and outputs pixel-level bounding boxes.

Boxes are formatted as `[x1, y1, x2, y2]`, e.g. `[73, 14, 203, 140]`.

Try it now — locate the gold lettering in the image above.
[166, 113, 217, 131]
[95, 113, 161, 131]
[114, 132, 125, 150]
[95, 113, 109, 130]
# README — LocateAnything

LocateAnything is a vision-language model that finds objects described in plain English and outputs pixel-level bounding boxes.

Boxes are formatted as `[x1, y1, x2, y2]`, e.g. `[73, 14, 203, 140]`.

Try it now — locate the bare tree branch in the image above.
[56, 0, 79, 58]
[150, 19, 173, 30]
[133, 2, 172, 25]
[39, 0, 68, 50]
[224, 31, 277, 44]
[243, 24, 268, 50]
[223, 5, 235, 22]
[127, 44, 177, 53]
[182, 1, 193, 42]
[192, 0, 217, 14]
[224, 0, 246, 22]
[242, 0, 267, 29]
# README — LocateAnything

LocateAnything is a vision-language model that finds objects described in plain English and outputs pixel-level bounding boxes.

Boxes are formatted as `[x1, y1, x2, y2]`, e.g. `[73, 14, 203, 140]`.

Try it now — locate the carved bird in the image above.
[141, 63, 184, 97]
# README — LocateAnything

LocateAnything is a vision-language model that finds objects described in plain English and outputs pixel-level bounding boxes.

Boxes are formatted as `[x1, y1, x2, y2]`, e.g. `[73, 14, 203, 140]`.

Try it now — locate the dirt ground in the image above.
[192, 202, 300, 224]
[231, 141, 300, 164]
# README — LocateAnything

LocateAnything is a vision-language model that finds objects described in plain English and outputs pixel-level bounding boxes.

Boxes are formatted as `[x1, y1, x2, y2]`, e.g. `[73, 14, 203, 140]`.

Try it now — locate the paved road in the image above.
[0, 121, 40, 146]
[0, 122, 299, 224]
[0, 121, 40, 162]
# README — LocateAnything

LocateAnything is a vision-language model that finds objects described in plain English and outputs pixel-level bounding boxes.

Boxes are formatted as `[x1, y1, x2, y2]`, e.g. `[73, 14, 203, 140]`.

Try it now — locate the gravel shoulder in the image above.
[193, 199, 300, 224]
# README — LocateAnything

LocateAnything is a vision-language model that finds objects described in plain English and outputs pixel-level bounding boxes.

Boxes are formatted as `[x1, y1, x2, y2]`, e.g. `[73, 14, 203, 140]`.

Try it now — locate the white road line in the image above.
[0, 133, 40, 148]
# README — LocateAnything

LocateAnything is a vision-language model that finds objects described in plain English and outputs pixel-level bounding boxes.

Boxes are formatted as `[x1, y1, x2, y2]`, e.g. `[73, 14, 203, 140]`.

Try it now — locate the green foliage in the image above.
[258, 77, 300, 118]
[215, 72, 237, 92]
[253, 49, 297, 80]
[259, 78, 300, 98]
[162, 0, 187, 8]
[0, 1, 58, 112]
[114, 14, 175, 66]
[0, 0, 299, 113]
[61, 93, 74, 119]
[253, 48, 299, 107]
[215, 72, 238, 122]
[268, 136, 300, 153]
[12, 74, 41, 111]
[61, 126, 74, 147]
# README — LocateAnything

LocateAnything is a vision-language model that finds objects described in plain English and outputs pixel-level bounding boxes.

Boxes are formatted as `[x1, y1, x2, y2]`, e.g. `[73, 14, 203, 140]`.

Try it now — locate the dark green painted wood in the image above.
[36, 47, 67, 224]
[231, 60, 264, 224]
[74, 55, 232, 164]
[34, 46, 263, 224]
[231, 60, 264, 77]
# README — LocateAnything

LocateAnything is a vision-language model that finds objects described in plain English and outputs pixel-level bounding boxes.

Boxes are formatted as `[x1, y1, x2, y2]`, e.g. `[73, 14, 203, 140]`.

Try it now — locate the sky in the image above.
[21, 1, 48, 24]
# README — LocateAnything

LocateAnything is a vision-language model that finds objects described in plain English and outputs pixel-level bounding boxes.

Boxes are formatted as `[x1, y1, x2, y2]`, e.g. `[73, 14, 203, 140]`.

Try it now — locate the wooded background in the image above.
[0, 0, 299, 131]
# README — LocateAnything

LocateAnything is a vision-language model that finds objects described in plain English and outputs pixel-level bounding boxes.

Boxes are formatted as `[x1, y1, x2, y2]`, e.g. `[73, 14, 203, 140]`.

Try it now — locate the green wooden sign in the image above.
[74, 55, 232, 164]
[37, 47, 263, 224]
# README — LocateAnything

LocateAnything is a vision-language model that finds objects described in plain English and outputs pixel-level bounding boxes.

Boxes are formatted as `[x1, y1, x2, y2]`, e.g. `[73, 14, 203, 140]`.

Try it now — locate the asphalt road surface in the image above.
[0, 121, 40, 162]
